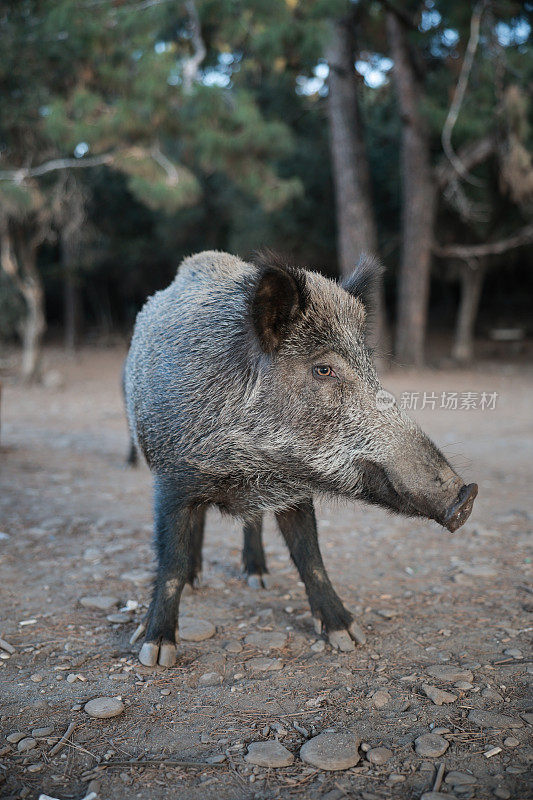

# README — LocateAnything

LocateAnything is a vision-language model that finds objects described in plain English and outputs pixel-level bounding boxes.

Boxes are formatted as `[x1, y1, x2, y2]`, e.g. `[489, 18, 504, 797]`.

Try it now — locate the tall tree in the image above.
[325, 10, 386, 352]
[386, 9, 436, 367]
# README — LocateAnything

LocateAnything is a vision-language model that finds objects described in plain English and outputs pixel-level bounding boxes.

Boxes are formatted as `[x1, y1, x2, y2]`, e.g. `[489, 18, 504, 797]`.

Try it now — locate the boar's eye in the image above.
[312, 365, 338, 380]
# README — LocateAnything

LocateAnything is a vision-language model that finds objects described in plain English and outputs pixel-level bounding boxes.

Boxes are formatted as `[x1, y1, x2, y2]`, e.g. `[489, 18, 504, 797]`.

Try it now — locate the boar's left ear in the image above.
[250, 251, 309, 353]
[342, 254, 384, 311]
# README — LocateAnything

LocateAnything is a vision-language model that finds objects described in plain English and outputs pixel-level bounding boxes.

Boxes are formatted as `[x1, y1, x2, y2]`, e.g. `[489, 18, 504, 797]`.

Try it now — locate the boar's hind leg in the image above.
[138, 477, 199, 668]
[189, 506, 206, 587]
[242, 514, 270, 589]
[275, 500, 366, 652]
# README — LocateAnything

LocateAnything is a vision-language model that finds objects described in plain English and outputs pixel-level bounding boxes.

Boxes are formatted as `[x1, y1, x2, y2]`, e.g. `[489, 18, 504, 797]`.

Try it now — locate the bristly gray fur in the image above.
[125, 250, 467, 526]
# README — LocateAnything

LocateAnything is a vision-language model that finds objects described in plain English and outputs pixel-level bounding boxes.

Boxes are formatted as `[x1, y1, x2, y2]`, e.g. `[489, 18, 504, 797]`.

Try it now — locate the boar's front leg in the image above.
[242, 513, 270, 589]
[138, 476, 200, 668]
[275, 499, 366, 652]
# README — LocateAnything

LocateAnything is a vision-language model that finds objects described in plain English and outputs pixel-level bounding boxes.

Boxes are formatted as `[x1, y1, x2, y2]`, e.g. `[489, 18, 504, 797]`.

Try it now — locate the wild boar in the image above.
[124, 250, 477, 666]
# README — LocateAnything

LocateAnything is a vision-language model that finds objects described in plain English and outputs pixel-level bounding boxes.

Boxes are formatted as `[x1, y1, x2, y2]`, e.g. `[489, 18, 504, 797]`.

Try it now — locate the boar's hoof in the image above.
[323, 620, 367, 651]
[247, 573, 271, 590]
[139, 640, 177, 668]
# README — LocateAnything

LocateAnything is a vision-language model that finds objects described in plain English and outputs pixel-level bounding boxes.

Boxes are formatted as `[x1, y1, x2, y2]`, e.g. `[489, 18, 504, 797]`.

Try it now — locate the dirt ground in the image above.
[0, 347, 532, 800]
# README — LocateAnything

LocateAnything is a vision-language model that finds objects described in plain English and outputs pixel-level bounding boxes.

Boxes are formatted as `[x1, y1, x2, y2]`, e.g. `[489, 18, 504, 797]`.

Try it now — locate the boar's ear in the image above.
[250, 251, 309, 353]
[342, 254, 384, 312]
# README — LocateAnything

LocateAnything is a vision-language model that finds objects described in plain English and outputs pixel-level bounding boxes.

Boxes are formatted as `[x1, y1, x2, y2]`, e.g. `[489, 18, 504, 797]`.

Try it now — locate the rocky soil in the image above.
[0, 348, 531, 799]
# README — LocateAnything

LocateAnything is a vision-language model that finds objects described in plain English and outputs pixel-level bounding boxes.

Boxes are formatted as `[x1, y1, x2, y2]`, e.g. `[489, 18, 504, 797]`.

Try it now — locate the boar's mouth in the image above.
[357, 462, 477, 532]
[357, 462, 424, 519]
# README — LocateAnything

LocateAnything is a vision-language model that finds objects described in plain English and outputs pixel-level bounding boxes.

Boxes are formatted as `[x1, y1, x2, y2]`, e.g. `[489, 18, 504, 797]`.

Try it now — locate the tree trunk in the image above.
[17, 237, 46, 382]
[61, 230, 82, 353]
[452, 260, 485, 364]
[325, 17, 388, 355]
[386, 11, 436, 366]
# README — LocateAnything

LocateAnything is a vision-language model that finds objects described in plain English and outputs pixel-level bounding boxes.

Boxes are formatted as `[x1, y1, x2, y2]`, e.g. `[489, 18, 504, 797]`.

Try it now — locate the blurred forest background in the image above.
[0, 0, 531, 381]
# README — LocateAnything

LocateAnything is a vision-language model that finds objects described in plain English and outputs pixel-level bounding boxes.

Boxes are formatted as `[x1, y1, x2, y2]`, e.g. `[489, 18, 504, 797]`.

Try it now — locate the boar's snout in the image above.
[442, 482, 478, 532]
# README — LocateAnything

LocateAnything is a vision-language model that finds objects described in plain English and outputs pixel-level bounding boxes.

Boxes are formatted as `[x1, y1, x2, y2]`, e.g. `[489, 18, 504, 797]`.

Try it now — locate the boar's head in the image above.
[248, 252, 477, 532]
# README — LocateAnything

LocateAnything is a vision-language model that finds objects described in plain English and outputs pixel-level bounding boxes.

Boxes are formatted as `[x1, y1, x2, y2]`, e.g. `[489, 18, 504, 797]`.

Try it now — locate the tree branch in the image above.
[434, 222, 533, 260]
[436, 135, 495, 190]
[0, 154, 113, 182]
[182, 0, 206, 94]
[441, 1, 486, 185]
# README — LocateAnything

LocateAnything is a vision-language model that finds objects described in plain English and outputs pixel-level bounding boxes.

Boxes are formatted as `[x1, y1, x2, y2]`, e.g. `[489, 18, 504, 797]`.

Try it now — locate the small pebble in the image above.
[426, 665, 473, 683]
[503, 648, 522, 659]
[180, 617, 215, 642]
[300, 731, 360, 770]
[84, 697, 124, 719]
[503, 736, 519, 747]
[30, 674, 43, 683]
[493, 787, 511, 799]
[520, 712, 533, 724]
[17, 738, 37, 752]
[468, 710, 523, 729]
[414, 734, 449, 758]
[455, 681, 473, 690]
[199, 672, 222, 687]
[224, 641, 242, 654]
[422, 683, 457, 705]
[366, 746, 392, 765]
[246, 657, 283, 672]
[445, 771, 477, 786]
[244, 631, 287, 651]
[245, 740, 294, 768]
[388, 773, 405, 784]
[206, 754, 226, 764]
[482, 688, 503, 702]
[484, 746, 502, 758]
[371, 689, 391, 709]
[80, 596, 119, 611]
[161, 689, 171, 696]
[32, 727, 54, 737]
[6, 732, 26, 744]
[107, 613, 131, 623]
[421, 794, 454, 800]
[27, 763, 43, 773]
[311, 640, 326, 653]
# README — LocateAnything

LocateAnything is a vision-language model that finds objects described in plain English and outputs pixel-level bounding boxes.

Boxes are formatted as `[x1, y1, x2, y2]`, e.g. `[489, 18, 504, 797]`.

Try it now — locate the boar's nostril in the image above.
[443, 483, 478, 532]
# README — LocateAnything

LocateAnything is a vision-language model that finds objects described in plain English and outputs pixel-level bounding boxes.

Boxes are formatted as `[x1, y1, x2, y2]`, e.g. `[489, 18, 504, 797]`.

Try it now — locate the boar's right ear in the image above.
[342, 254, 384, 312]
[250, 252, 309, 353]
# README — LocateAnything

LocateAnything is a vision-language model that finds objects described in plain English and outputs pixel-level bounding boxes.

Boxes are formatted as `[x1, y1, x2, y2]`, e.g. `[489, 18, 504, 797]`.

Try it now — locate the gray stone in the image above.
[421, 794, 457, 800]
[300, 731, 360, 771]
[366, 746, 392, 765]
[246, 657, 283, 672]
[121, 569, 152, 584]
[481, 688, 503, 702]
[107, 613, 131, 623]
[445, 771, 477, 786]
[468, 710, 523, 730]
[459, 564, 497, 577]
[80, 596, 119, 611]
[455, 681, 473, 690]
[311, 639, 326, 653]
[388, 774, 405, 784]
[520, 712, 533, 724]
[422, 683, 458, 705]
[426, 665, 473, 683]
[245, 740, 294, 768]
[180, 617, 215, 642]
[32, 727, 54, 738]
[245, 631, 287, 651]
[503, 648, 522, 659]
[224, 641, 243, 654]
[493, 788, 510, 799]
[414, 734, 449, 758]
[6, 732, 26, 744]
[371, 689, 391, 709]
[17, 738, 37, 752]
[199, 671, 222, 687]
[84, 697, 125, 719]
[503, 736, 519, 747]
